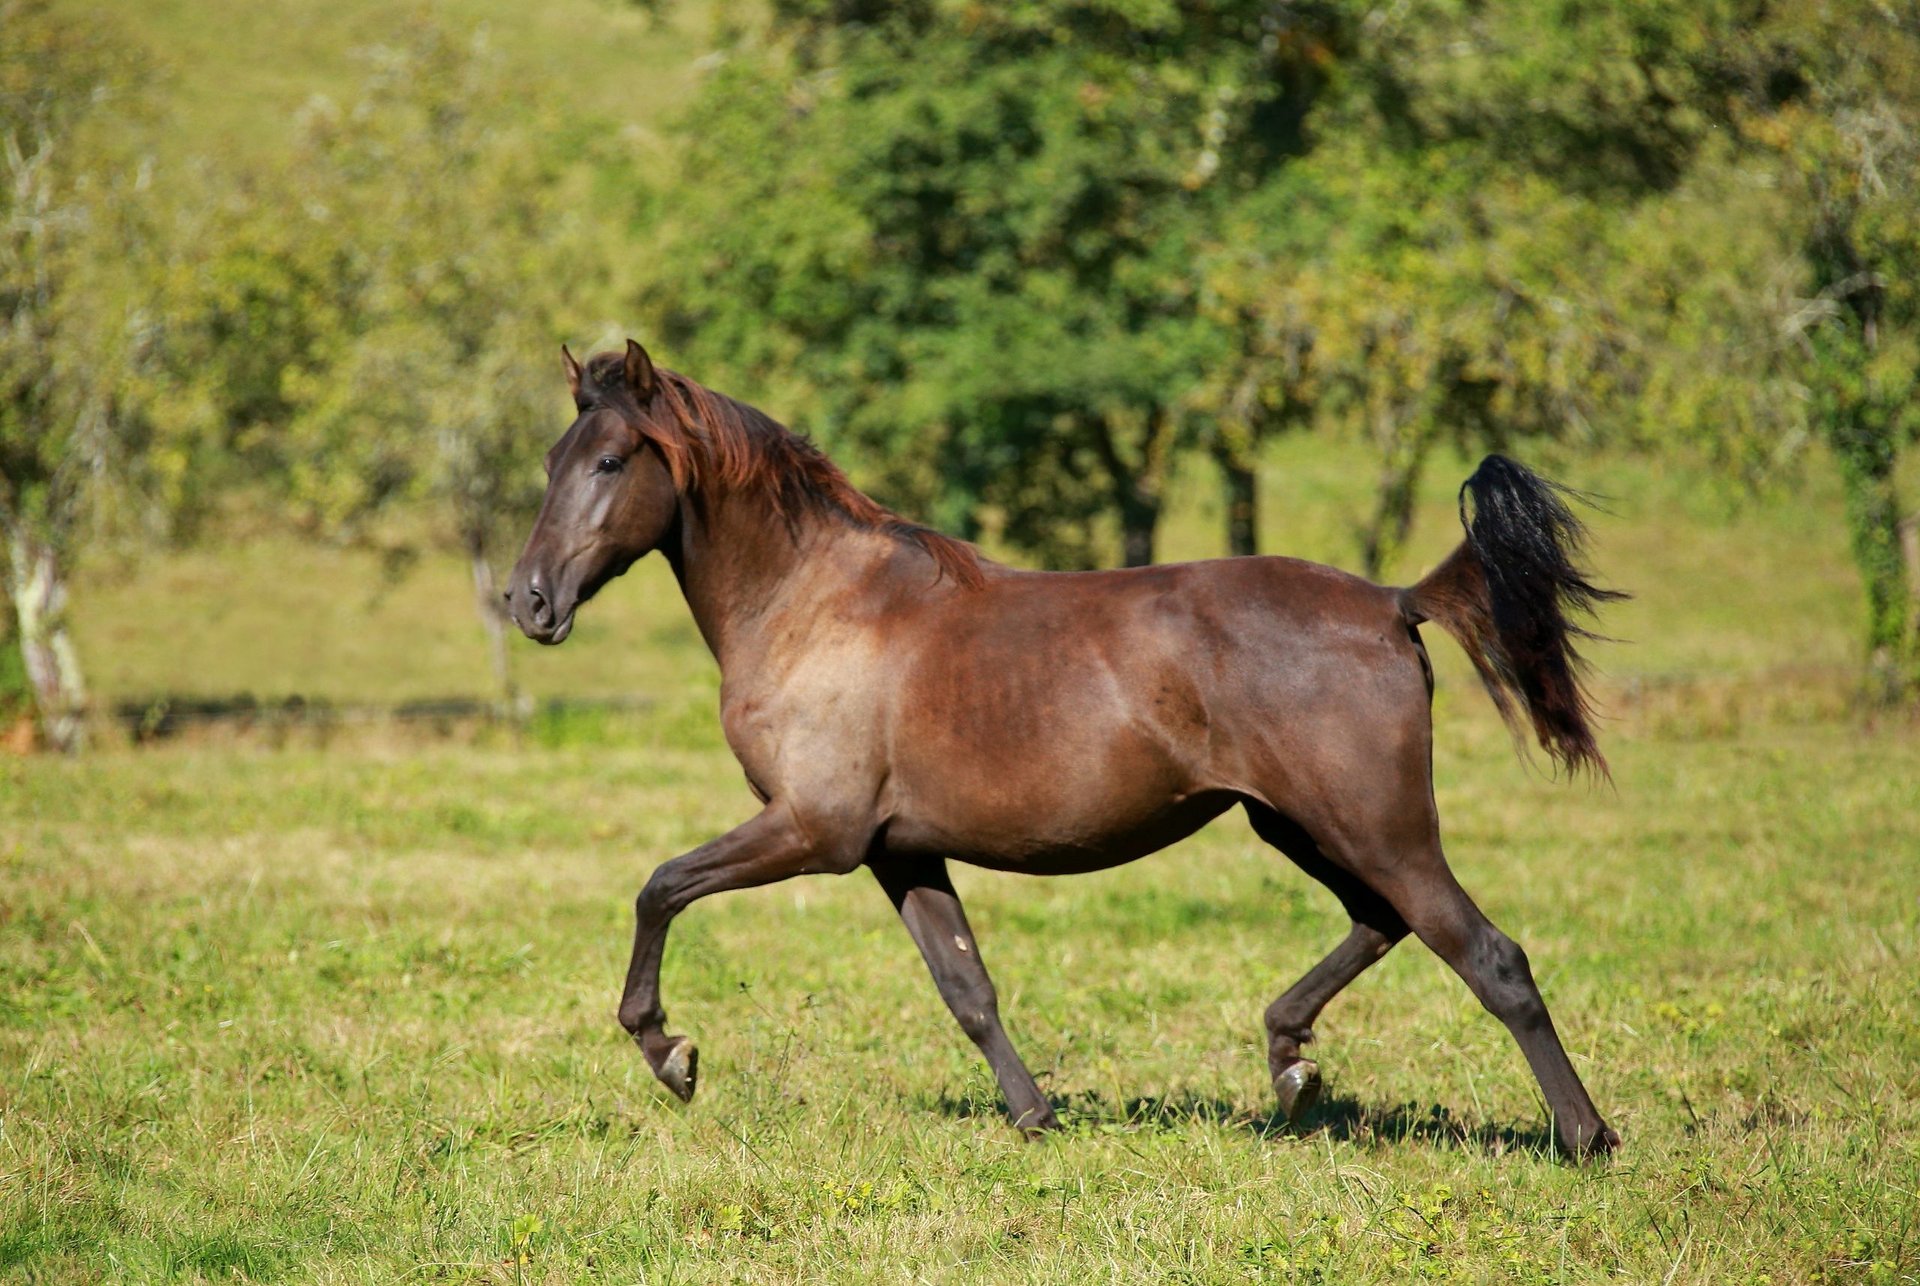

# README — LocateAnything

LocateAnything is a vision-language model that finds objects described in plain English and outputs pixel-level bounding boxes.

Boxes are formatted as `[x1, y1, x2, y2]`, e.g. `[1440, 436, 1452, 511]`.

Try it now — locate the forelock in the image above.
[583, 351, 628, 393]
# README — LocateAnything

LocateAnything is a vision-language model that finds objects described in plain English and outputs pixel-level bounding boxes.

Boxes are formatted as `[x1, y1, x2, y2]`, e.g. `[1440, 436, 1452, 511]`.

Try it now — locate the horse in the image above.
[504, 340, 1625, 1158]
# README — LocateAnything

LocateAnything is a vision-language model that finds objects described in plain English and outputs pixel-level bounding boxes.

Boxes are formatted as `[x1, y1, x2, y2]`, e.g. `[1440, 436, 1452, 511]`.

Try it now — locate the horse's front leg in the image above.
[870, 855, 1060, 1137]
[616, 802, 859, 1101]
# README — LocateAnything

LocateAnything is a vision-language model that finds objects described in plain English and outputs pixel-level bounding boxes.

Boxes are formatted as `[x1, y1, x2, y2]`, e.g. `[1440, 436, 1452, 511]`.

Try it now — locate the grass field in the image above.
[9, 4, 1919, 1279]
[6, 441, 1919, 1282]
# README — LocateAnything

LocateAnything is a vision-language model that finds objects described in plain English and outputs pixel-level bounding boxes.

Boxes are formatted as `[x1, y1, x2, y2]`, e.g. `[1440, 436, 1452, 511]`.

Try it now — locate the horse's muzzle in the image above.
[504, 571, 574, 645]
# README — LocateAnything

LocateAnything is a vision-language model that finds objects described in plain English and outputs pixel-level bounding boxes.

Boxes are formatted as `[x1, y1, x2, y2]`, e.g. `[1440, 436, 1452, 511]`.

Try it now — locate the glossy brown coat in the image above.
[506, 342, 1623, 1157]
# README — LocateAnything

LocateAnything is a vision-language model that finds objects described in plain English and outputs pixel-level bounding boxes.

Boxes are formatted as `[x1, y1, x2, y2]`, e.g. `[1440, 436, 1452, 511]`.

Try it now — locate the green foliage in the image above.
[1621, 1, 1920, 696]
[150, 18, 635, 702]
[1773, 12, 1920, 697]
[1210, 154, 1635, 573]
[651, 1, 1337, 566]
[641, 0, 1920, 689]
[642, 0, 1749, 574]
[1196, 0, 1740, 574]
[2, 2, 111, 542]
[0, 0, 174, 748]
[0, 1, 177, 547]
[164, 21, 596, 549]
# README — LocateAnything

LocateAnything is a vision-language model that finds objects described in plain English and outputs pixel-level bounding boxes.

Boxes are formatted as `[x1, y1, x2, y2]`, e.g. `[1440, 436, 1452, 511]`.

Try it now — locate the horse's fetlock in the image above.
[1264, 1003, 1311, 1046]
[618, 1001, 661, 1038]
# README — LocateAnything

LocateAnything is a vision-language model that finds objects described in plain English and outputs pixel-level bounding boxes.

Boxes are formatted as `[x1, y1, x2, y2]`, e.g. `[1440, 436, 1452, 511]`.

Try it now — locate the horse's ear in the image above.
[623, 338, 657, 401]
[561, 345, 582, 399]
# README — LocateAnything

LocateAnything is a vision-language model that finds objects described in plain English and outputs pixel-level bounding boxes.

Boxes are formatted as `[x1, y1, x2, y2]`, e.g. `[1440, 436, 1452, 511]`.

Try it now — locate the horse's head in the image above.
[506, 339, 680, 645]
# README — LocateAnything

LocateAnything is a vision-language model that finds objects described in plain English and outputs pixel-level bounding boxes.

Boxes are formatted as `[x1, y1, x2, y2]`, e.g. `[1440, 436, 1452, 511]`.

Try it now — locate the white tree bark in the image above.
[5, 523, 88, 753]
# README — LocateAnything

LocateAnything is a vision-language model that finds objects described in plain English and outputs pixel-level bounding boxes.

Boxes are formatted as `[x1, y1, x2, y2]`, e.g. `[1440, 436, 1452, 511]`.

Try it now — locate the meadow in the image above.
[3, 441, 1917, 1282]
[6, 3, 1919, 1279]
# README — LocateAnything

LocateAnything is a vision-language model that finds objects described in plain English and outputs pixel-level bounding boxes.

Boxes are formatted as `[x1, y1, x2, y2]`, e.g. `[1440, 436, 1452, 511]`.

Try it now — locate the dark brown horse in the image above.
[505, 340, 1625, 1158]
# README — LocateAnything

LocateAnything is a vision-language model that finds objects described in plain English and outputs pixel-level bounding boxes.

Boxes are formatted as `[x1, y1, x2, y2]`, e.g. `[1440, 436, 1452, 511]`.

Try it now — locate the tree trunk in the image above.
[1359, 428, 1430, 581]
[5, 524, 87, 753]
[1218, 446, 1259, 558]
[466, 532, 521, 720]
[1089, 410, 1172, 569]
[1119, 493, 1159, 568]
[1827, 420, 1914, 702]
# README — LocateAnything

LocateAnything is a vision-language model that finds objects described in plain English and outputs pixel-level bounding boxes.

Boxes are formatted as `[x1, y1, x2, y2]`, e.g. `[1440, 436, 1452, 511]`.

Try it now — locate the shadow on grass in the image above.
[1301, 1094, 1560, 1156]
[927, 1087, 1559, 1157]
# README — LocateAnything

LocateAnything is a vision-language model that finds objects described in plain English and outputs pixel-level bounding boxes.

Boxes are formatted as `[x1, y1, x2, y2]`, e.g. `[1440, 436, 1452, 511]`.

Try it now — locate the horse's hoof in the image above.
[657, 1038, 698, 1103]
[1274, 1059, 1322, 1124]
[1558, 1120, 1621, 1161]
[1012, 1107, 1061, 1140]
[1584, 1125, 1622, 1159]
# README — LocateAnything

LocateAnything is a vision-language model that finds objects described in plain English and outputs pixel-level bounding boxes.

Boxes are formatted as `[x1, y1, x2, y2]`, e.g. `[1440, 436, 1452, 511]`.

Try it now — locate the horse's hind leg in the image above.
[1374, 857, 1618, 1157]
[1246, 803, 1409, 1122]
[1250, 765, 1615, 1156]
[870, 855, 1059, 1137]
[1293, 770, 1615, 1156]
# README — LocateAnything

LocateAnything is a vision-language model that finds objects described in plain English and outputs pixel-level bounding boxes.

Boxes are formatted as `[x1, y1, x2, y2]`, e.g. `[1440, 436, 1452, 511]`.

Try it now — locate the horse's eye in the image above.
[596, 455, 623, 474]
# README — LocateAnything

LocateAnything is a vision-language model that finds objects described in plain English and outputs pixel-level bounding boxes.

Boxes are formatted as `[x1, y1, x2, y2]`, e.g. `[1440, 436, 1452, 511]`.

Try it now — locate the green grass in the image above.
[3, 682, 1916, 1282]
[9, 440, 1920, 1282]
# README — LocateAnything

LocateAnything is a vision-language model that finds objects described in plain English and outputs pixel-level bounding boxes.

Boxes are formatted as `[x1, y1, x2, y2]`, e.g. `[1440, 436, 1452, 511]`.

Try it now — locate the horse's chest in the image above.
[719, 672, 887, 796]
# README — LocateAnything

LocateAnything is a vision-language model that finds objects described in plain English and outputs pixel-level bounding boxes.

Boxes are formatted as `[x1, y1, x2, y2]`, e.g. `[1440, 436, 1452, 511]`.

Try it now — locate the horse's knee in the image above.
[635, 867, 684, 924]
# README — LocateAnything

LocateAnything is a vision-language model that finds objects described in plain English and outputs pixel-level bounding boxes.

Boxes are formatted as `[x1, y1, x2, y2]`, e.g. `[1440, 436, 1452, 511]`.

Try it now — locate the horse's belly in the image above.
[880, 616, 1240, 871]
[882, 766, 1235, 875]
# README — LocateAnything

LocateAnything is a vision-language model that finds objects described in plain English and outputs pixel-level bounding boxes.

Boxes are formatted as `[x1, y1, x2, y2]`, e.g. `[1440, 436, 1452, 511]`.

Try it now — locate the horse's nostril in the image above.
[528, 586, 554, 629]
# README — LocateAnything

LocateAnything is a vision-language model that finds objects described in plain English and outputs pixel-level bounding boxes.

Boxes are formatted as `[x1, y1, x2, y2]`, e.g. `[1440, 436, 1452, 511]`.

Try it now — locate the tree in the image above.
[1763, 11, 1920, 700]
[1185, 281, 1312, 558]
[1616, 1, 1920, 700]
[652, 1, 1718, 573]
[166, 20, 609, 708]
[649, 2, 1343, 567]
[1236, 160, 1638, 577]
[0, 0, 160, 751]
[1194, 0, 1717, 577]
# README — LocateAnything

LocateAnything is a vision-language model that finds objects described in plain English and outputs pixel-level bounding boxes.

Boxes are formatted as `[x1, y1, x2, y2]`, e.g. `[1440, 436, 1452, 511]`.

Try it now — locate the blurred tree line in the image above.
[2, 2, 630, 748]
[649, 0, 1920, 694]
[3, 0, 1919, 751]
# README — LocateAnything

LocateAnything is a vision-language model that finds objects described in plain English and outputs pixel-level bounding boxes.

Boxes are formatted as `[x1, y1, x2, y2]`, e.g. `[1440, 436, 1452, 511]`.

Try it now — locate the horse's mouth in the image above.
[513, 547, 635, 645]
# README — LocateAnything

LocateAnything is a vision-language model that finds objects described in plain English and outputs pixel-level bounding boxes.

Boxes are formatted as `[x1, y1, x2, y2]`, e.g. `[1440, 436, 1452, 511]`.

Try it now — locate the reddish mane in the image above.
[583, 354, 984, 591]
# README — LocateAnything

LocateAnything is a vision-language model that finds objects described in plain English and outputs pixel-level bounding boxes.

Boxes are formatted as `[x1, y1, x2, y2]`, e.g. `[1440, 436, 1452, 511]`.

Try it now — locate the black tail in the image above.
[1401, 455, 1626, 778]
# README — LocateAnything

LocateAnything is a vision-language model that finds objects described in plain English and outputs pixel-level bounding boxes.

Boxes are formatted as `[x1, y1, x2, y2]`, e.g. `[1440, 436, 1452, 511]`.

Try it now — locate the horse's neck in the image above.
[663, 488, 873, 671]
